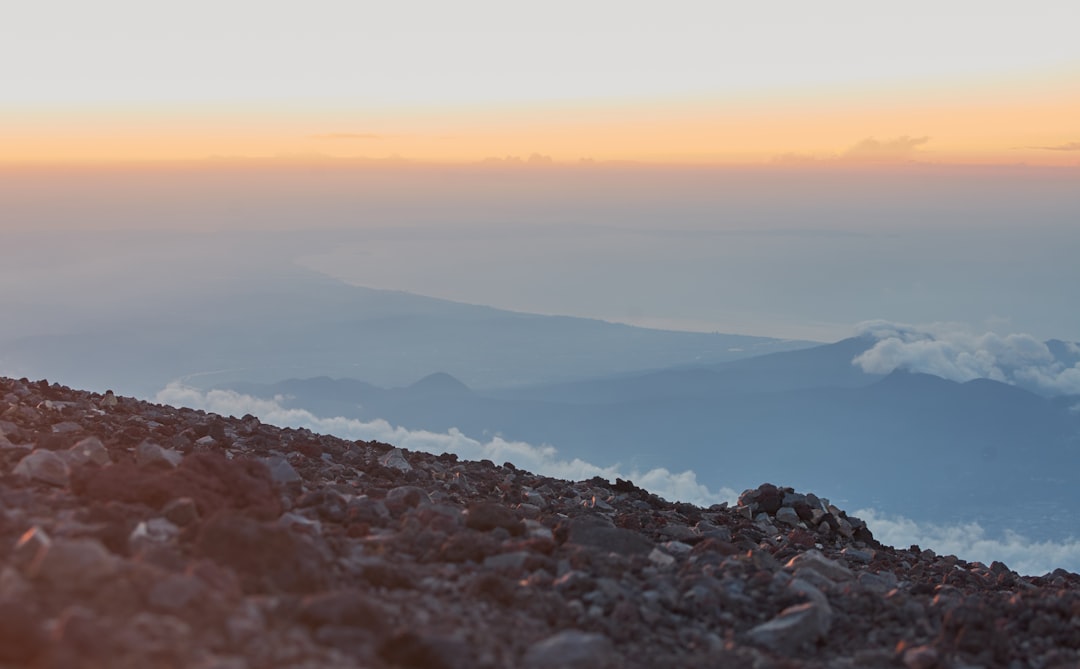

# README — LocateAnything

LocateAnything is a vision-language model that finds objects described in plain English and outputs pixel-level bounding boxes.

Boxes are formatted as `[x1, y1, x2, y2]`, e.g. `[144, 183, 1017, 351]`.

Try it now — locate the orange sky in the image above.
[4, 70, 1079, 168]
[4, 1, 1078, 168]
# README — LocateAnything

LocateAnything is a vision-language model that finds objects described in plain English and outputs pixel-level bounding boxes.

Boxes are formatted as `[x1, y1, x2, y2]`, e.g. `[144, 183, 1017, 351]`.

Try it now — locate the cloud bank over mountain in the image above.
[853, 321, 1080, 395]
[155, 383, 738, 508]
[157, 382, 1080, 574]
[857, 508, 1080, 576]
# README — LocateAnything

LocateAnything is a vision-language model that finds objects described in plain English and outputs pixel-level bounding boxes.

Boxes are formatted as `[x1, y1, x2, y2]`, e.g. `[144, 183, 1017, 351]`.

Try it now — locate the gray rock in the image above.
[379, 448, 412, 472]
[662, 540, 693, 555]
[28, 538, 117, 586]
[656, 523, 697, 542]
[0, 420, 19, 439]
[746, 602, 828, 653]
[129, 518, 181, 553]
[67, 436, 111, 466]
[51, 421, 83, 434]
[483, 551, 532, 572]
[262, 455, 301, 483]
[842, 547, 875, 564]
[13, 449, 70, 486]
[859, 570, 899, 594]
[522, 630, 617, 669]
[789, 578, 833, 633]
[648, 548, 676, 567]
[775, 506, 801, 526]
[901, 644, 940, 669]
[136, 441, 183, 469]
[786, 549, 854, 582]
[385, 485, 432, 512]
[783, 492, 807, 506]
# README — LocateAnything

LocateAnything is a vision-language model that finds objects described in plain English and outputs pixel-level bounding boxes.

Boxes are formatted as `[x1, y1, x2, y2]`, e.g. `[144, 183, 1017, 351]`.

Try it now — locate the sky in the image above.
[1, 1, 1078, 341]
[3, 1, 1079, 165]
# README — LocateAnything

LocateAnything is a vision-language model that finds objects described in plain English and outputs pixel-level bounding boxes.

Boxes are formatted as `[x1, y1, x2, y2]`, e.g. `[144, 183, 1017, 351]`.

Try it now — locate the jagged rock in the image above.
[261, 455, 301, 484]
[67, 436, 111, 466]
[746, 602, 828, 653]
[379, 448, 412, 472]
[648, 547, 676, 567]
[775, 506, 801, 526]
[842, 547, 875, 564]
[14, 449, 70, 486]
[786, 549, 855, 582]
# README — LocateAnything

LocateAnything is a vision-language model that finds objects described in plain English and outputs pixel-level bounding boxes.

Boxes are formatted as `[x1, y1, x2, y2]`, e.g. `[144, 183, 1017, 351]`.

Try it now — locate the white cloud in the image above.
[155, 383, 738, 507]
[842, 135, 930, 162]
[858, 508, 1080, 576]
[853, 320, 1080, 395]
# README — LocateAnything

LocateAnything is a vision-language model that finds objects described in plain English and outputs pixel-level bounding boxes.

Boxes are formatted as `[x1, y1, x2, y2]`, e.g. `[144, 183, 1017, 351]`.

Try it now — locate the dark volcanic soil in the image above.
[1, 376, 1078, 669]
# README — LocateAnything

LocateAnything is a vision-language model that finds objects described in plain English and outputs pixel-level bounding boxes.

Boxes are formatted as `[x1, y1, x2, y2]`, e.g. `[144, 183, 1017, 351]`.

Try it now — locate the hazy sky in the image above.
[3, 1, 1079, 164]
[2, 3, 1079, 341]
[3, 162, 1078, 342]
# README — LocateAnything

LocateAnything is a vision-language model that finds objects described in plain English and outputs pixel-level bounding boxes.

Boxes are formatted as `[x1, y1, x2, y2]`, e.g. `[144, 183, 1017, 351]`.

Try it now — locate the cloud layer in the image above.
[857, 508, 1080, 576]
[155, 383, 738, 507]
[853, 320, 1080, 395]
[154, 382, 1080, 574]
[1029, 141, 1080, 152]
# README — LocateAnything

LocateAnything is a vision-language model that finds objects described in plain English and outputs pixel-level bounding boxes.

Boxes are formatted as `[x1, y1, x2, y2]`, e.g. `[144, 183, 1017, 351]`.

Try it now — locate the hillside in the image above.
[1, 375, 1079, 668]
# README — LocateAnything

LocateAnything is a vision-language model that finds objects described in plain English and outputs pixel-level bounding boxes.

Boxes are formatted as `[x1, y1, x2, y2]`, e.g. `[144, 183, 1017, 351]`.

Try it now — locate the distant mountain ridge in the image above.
[0, 266, 814, 397]
[222, 337, 1080, 540]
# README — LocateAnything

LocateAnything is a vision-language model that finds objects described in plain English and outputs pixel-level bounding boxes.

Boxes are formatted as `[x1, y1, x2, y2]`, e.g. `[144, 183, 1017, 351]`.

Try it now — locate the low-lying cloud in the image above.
[842, 135, 930, 162]
[155, 383, 737, 507]
[858, 508, 1080, 576]
[1028, 141, 1080, 152]
[853, 320, 1080, 395]
[772, 135, 931, 166]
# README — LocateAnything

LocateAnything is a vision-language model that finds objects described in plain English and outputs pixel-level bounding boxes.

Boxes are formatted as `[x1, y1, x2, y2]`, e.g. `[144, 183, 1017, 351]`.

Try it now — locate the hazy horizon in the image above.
[4, 161, 1078, 343]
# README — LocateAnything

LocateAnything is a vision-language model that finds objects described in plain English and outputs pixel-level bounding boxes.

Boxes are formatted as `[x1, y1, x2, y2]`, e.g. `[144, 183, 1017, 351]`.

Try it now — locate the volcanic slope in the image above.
[1, 376, 1078, 668]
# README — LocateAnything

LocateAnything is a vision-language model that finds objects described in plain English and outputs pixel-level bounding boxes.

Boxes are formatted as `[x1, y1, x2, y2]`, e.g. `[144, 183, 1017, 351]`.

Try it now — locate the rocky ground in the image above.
[1, 376, 1079, 668]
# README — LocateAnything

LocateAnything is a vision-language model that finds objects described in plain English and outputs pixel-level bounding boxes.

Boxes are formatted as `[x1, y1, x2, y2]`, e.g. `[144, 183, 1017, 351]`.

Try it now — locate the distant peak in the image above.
[407, 372, 471, 395]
